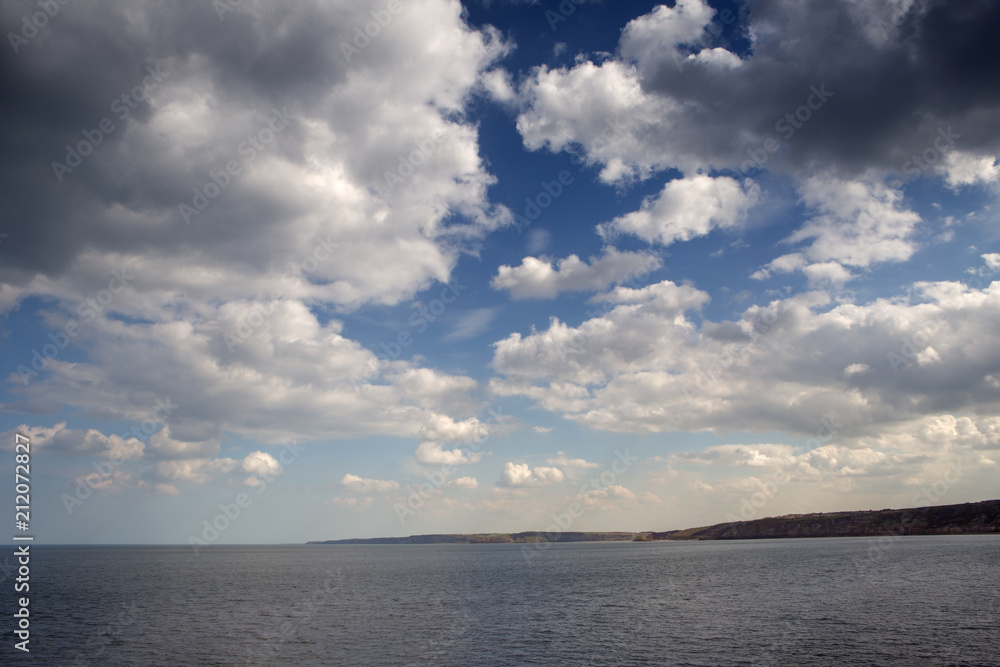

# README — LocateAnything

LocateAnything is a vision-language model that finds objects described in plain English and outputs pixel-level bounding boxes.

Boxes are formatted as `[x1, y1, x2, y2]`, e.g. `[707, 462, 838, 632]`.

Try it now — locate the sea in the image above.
[2, 535, 998, 665]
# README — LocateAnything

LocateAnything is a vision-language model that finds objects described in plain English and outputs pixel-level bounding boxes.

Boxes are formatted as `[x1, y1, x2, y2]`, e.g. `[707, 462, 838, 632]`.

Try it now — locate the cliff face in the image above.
[308, 531, 637, 545]
[647, 499, 1000, 541]
[308, 500, 1000, 545]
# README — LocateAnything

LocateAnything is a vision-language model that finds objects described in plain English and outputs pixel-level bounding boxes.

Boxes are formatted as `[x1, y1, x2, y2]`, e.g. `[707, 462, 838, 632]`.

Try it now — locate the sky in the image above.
[1, 0, 999, 545]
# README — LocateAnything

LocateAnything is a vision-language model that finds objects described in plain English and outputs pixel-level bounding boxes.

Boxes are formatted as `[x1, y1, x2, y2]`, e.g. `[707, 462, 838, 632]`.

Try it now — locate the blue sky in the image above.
[2, 0, 999, 545]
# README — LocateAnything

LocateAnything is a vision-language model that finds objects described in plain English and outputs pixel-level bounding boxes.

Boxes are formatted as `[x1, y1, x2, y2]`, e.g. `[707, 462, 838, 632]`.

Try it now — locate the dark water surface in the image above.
[3, 536, 998, 665]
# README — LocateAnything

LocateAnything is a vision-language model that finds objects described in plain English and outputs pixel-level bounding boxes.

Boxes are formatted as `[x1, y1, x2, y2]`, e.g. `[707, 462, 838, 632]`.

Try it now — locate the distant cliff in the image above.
[308, 499, 1000, 545]
[308, 531, 637, 545]
[643, 499, 1000, 541]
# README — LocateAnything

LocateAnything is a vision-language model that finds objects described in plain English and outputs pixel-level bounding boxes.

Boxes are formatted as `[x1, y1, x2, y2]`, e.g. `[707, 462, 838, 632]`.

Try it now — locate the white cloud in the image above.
[12, 306, 481, 447]
[603, 484, 636, 499]
[481, 68, 516, 105]
[546, 452, 600, 478]
[677, 444, 797, 468]
[73, 468, 134, 494]
[150, 458, 240, 484]
[443, 307, 501, 342]
[0, 0, 511, 451]
[449, 476, 478, 489]
[492, 279, 709, 398]
[511, 1, 756, 181]
[844, 363, 870, 377]
[789, 177, 921, 267]
[662, 413, 1000, 506]
[491, 278, 1000, 437]
[598, 175, 759, 246]
[242, 451, 281, 480]
[755, 178, 920, 283]
[801, 261, 854, 285]
[339, 473, 400, 493]
[5, 423, 144, 461]
[941, 152, 1000, 189]
[419, 414, 490, 443]
[499, 462, 565, 487]
[751, 253, 806, 281]
[414, 441, 483, 466]
[145, 427, 219, 460]
[578, 483, 637, 509]
[619, 0, 719, 71]
[491, 247, 660, 299]
[516, 58, 676, 182]
[588, 278, 710, 311]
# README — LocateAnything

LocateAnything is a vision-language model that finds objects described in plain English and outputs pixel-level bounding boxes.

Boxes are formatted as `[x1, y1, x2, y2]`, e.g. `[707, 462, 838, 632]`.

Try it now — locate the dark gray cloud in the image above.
[649, 0, 1000, 173]
[0, 0, 343, 282]
[517, 0, 1000, 180]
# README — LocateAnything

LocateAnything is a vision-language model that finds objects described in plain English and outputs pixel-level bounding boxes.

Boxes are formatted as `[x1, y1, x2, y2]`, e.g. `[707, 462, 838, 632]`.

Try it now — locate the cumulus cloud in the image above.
[419, 414, 490, 443]
[515, 0, 1000, 181]
[414, 441, 483, 466]
[677, 444, 797, 468]
[516, 59, 671, 183]
[241, 451, 281, 486]
[144, 427, 219, 460]
[546, 452, 600, 478]
[448, 476, 478, 489]
[844, 363, 871, 377]
[480, 68, 517, 105]
[491, 279, 709, 398]
[788, 178, 919, 270]
[491, 278, 1000, 437]
[150, 458, 240, 484]
[598, 175, 759, 246]
[0, 0, 508, 447]
[940, 152, 1000, 189]
[5, 304, 481, 446]
[752, 176, 921, 283]
[339, 473, 400, 493]
[577, 483, 637, 510]
[491, 247, 661, 299]
[2, 0, 512, 306]
[499, 462, 565, 487]
[73, 468, 134, 494]
[665, 412, 1000, 506]
[4, 423, 144, 461]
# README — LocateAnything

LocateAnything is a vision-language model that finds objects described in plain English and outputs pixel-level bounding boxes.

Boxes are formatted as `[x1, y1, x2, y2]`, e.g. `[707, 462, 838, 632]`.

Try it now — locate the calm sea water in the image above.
[2, 536, 998, 665]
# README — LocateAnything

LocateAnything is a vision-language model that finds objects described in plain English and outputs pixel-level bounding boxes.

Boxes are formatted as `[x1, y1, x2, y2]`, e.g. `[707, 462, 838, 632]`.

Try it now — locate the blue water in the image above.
[2, 536, 998, 665]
